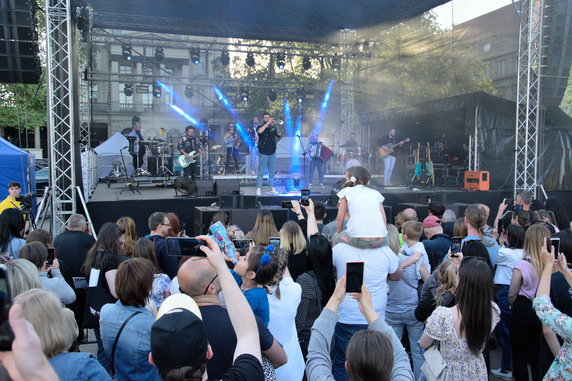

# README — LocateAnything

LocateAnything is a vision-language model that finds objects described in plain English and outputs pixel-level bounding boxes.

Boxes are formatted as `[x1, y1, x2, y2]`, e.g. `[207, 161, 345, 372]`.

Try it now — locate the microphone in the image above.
[121, 146, 128, 150]
[296, 134, 301, 138]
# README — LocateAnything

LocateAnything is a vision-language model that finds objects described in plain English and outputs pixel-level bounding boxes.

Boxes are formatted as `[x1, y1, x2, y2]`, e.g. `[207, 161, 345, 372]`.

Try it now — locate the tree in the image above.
[561, 66, 572, 117]
[0, 79, 47, 129]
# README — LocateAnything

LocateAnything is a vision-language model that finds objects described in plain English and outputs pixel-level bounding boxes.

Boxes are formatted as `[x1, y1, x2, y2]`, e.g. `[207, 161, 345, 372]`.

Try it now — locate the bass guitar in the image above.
[378, 138, 410, 159]
[178, 145, 221, 168]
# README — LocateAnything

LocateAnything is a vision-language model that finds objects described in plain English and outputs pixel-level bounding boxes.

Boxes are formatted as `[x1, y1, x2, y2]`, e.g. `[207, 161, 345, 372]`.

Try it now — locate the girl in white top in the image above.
[334, 166, 388, 249]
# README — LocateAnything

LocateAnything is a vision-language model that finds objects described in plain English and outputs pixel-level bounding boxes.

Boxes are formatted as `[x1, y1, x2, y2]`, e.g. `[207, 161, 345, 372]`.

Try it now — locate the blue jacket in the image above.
[422, 233, 452, 270]
[100, 301, 162, 381]
[49, 352, 111, 381]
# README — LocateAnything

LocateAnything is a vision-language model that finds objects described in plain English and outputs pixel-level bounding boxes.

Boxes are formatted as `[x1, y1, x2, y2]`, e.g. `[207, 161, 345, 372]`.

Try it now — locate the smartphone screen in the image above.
[166, 237, 207, 257]
[0, 265, 14, 351]
[300, 189, 310, 206]
[346, 261, 364, 293]
[269, 237, 280, 248]
[451, 237, 462, 255]
[233, 239, 253, 250]
[46, 248, 56, 266]
[547, 237, 560, 259]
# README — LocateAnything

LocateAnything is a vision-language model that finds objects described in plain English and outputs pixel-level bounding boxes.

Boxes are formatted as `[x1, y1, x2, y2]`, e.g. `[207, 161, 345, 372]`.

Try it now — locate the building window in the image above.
[119, 65, 132, 74]
[90, 84, 98, 102]
[141, 85, 153, 105]
[142, 64, 153, 77]
[497, 60, 506, 78]
[164, 67, 174, 76]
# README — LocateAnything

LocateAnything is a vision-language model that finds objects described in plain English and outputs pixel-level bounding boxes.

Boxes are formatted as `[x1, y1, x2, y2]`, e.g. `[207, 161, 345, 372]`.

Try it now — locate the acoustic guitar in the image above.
[378, 138, 410, 159]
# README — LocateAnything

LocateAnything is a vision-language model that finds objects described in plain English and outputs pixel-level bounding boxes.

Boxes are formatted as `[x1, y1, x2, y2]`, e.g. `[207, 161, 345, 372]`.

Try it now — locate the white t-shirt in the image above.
[333, 243, 398, 324]
[337, 185, 388, 238]
[494, 247, 524, 285]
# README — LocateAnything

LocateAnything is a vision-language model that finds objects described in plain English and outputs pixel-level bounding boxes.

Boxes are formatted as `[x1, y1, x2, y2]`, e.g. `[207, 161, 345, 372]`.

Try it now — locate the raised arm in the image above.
[302, 198, 319, 237]
[197, 235, 261, 363]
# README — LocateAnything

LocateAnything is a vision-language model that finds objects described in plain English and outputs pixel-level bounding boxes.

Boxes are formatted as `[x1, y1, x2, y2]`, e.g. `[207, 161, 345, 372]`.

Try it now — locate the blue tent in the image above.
[0, 137, 36, 200]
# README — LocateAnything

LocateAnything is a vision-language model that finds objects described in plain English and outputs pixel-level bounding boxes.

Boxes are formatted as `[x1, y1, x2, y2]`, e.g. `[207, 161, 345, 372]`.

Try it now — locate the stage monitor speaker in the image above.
[0, 0, 41, 84]
[215, 179, 240, 195]
[193, 207, 232, 235]
[196, 180, 215, 196]
[464, 171, 490, 191]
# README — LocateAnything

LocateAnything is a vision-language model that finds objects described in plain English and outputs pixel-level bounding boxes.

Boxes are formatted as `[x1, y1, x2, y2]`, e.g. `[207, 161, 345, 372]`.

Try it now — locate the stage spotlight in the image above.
[184, 85, 194, 99]
[331, 56, 341, 72]
[276, 52, 286, 69]
[221, 50, 230, 65]
[268, 89, 277, 102]
[123, 84, 133, 97]
[122, 44, 132, 61]
[240, 86, 249, 102]
[302, 56, 311, 70]
[190, 47, 200, 65]
[153, 82, 161, 98]
[296, 88, 305, 103]
[246, 52, 255, 67]
[154, 47, 164, 63]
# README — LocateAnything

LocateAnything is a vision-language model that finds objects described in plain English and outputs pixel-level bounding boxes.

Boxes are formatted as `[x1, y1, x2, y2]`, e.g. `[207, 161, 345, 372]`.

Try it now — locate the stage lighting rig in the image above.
[240, 86, 249, 102]
[154, 48, 164, 63]
[123, 84, 133, 96]
[276, 52, 286, 69]
[190, 48, 200, 65]
[184, 85, 194, 99]
[221, 50, 230, 65]
[122, 44, 132, 61]
[246, 52, 255, 67]
[153, 82, 161, 98]
[331, 56, 341, 72]
[268, 89, 277, 102]
[302, 56, 311, 70]
[296, 88, 305, 103]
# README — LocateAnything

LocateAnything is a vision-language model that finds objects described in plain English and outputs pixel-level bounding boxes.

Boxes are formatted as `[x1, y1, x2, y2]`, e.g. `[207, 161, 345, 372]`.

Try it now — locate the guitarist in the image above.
[377, 128, 405, 186]
[224, 123, 241, 173]
[178, 125, 201, 179]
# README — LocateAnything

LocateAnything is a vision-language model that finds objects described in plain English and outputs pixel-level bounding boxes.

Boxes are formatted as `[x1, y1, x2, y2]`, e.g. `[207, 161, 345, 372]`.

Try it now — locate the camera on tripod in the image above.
[16, 193, 35, 214]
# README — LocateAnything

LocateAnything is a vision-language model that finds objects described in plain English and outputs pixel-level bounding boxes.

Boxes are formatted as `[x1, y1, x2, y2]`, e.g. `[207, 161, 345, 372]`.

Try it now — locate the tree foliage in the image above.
[0, 79, 47, 129]
[561, 66, 572, 117]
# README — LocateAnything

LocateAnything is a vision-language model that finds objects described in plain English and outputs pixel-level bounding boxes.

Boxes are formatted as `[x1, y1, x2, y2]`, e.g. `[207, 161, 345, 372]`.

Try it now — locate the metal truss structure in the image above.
[45, 0, 76, 234]
[514, 0, 545, 198]
[339, 30, 359, 142]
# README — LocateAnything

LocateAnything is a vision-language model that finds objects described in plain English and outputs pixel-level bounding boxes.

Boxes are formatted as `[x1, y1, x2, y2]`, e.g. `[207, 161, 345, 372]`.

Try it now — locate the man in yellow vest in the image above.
[0, 182, 22, 215]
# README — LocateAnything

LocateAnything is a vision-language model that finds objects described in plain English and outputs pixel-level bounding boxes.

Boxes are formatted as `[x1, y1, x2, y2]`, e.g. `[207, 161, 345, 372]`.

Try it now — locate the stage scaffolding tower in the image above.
[45, 0, 77, 234]
[514, 0, 545, 199]
[339, 30, 358, 141]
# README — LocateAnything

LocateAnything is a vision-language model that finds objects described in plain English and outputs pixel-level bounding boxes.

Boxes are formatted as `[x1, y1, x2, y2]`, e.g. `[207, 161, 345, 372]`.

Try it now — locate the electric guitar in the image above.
[378, 138, 410, 159]
[178, 145, 221, 168]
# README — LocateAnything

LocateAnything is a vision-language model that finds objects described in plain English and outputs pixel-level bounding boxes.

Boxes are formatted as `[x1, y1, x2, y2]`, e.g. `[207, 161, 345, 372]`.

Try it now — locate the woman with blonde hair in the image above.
[415, 259, 459, 322]
[509, 223, 549, 381]
[6, 258, 42, 297]
[15, 288, 110, 381]
[116, 216, 137, 256]
[280, 220, 307, 281]
[463, 204, 499, 265]
[246, 210, 279, 246]
[386, 224, 400, 255]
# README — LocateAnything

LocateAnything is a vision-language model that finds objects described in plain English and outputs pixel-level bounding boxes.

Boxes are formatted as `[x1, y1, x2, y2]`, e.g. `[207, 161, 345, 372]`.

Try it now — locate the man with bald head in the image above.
[178, 259, 286, 378]
[402, 208, 418, 222]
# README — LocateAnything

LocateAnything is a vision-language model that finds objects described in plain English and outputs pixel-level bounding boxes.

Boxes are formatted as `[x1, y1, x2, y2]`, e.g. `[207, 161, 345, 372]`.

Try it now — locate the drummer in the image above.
[345, 132, 359, 150]
[308, 132, 325, 187]
[128, 116, 146, 170]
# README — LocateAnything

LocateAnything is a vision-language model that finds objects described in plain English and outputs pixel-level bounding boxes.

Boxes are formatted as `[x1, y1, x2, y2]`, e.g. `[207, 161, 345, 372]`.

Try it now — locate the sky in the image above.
[432, 0, 514, 28]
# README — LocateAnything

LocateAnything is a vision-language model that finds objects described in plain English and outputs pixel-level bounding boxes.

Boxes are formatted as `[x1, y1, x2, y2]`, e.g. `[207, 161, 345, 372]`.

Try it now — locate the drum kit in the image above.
[335, 143, 365, 170]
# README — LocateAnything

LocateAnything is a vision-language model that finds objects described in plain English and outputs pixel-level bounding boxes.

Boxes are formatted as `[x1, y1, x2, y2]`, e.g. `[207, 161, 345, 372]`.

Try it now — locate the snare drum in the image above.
[151, 145, 168, 156]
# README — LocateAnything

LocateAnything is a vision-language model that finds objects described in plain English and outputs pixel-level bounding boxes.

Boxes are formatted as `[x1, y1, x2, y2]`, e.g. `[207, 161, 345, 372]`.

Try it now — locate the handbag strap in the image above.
[110, 311, 142, 370]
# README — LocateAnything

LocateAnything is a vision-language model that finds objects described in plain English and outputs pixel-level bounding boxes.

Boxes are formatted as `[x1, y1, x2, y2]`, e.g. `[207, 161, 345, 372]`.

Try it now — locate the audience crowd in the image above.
[0, 169, 571, 381]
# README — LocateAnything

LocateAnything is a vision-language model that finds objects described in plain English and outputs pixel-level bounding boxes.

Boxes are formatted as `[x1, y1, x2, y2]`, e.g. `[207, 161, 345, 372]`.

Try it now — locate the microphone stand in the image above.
[119, 146, 141, 195]
[297, 135, 309, 186]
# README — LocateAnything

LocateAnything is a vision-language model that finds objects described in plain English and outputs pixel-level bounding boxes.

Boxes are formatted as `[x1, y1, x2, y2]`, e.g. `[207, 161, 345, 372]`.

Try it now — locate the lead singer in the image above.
[256, 112, 281, 196]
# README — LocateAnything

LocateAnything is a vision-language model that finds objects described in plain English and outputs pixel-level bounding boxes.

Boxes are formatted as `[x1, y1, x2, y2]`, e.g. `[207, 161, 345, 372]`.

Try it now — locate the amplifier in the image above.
[464, 171, 490, 191]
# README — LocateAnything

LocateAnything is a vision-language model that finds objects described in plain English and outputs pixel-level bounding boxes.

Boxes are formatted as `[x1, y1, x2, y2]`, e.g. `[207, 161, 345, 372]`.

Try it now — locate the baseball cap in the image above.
[151, 294, 208, 373]
[423, 215, 442, 228]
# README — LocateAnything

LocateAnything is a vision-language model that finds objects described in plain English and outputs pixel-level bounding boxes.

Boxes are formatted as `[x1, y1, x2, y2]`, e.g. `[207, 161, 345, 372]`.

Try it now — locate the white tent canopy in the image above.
[94, 132, 134, 178]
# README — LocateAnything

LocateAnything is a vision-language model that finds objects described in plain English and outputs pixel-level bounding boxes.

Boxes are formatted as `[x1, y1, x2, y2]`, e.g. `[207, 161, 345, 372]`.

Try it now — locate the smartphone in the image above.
[346, 261, 364, 293]
[547, 237, 560, 259]
[233, 239, 253, 250]
[450, 237, 462, 255]
[300, 189, 310, 206]
[281, 201, 293, 209]
[505, 198, 513, 205]
[46, 247, 56, 266]
[0, 265, 14, 351]
[269, 237, 280, 248]
[498, 218, 509, 235]
[166, 237, 207, 257]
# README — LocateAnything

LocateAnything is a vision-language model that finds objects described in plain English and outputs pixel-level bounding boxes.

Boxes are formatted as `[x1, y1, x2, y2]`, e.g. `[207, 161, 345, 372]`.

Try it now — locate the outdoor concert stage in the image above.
[86, 174, 519, 238]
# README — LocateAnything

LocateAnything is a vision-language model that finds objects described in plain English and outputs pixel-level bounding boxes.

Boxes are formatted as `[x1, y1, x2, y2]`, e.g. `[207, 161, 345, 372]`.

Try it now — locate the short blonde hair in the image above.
[386, 224, 400, 255]
[6, 259, 42, 297]
[401, 221, 423, 242]
[279, 221, 306, 255]
[15, 288, 78, 358]
[227, 225, 245, 240]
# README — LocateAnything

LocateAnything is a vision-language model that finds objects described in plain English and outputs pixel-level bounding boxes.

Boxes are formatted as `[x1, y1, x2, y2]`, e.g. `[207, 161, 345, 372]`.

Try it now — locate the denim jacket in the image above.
[49, 352, 111, 381]
[100, 301, 161, 381]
